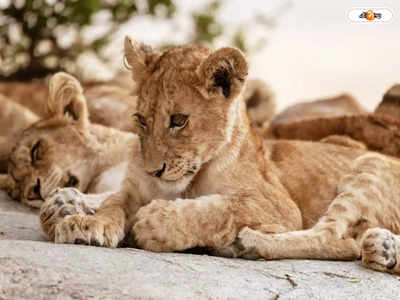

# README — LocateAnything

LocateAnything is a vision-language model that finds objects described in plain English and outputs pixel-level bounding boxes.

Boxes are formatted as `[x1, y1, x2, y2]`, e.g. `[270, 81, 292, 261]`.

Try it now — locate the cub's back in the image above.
[264, 139, 366, 228]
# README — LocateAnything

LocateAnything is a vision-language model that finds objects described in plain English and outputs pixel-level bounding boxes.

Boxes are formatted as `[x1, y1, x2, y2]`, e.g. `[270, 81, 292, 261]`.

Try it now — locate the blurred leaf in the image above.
[232, 29, 246, 52]
[148, 0, 175, 18]
[0, 0, 287, 81]
[191, 0, 223, 46]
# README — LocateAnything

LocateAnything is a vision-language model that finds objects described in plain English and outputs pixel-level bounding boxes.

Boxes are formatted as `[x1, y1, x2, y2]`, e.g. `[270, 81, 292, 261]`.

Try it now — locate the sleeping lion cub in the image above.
[39, 37, 400, 275]
[1, 73, 135, 208]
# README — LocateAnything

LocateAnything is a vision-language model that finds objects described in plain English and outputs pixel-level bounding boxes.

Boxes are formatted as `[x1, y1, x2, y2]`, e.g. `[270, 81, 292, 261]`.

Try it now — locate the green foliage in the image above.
[177, 0, 277, 54]
[0, 0, 174, 80]
[0, 0, 283, 81]
[148, 0, 175, 17]
[191, 0, 223, 46]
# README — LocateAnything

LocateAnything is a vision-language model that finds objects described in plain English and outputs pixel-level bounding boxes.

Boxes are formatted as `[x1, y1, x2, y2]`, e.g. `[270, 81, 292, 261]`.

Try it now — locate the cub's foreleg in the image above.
[132, 191, 301, 253]
[237, 153, 400, 267]
[133, 195, 237, 252]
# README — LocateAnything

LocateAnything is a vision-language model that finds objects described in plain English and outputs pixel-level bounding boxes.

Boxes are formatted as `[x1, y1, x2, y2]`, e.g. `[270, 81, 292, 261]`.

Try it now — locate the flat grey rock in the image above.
[0, 191, 37, 215]
[1, 190, 400, 300]
[0, 211, 45, 242]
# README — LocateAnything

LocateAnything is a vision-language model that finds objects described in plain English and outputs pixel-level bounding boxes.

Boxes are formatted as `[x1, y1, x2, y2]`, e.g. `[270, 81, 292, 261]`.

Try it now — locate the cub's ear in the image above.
[47, 72, 88, 127]
[199, 47, 248, 100]
[124, 36, 160, 86]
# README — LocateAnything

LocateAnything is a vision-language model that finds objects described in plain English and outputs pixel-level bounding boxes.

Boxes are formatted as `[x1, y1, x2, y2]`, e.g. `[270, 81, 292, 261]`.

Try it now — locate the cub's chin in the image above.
[155, 173, 196, 195]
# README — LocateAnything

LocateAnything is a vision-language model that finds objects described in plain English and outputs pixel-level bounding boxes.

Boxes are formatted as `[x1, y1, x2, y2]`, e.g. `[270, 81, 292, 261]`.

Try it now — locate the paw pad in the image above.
[361, 228, 399, 272]
[39, 188, 96, 240]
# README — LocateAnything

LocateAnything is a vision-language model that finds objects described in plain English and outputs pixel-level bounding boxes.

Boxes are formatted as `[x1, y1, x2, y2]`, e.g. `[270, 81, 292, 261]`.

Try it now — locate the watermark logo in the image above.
[348, 8, 393, 23]
[359, 10, 381, 21]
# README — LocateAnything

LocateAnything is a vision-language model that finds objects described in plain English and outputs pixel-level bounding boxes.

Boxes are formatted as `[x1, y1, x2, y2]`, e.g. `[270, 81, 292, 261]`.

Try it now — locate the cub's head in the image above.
[8, 73, 99, 208]
[124, 37, 248, 190]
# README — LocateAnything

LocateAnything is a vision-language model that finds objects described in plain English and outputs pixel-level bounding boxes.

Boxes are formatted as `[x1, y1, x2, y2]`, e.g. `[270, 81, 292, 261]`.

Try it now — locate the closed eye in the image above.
[170, 114, 188, 129]
[30, 140, 41, 164]
[133, 113, 147, 128]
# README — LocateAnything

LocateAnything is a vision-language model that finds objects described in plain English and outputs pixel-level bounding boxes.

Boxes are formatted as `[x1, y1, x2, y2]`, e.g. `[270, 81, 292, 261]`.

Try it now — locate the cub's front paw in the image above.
[55, 215, 124, 248]
[361, 228, 400, 274]
[40, 188, 95, 240]
[133, 199, 186, 252]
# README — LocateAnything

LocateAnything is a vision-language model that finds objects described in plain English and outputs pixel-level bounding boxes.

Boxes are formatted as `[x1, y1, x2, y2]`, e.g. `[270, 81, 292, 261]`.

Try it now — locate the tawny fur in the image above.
[0, 75, 138, 132]
[0, 95, 39, 172]
[38, 40, 400, 275]
[267, 113, 400, 158]
[4, 73, 136, 208]
[0, 75, 138, 179]
[265, 85, 400, 158]
[0, 73, 271, 136]
[0, 76, 273, 205]
[0, 94, 39, 137]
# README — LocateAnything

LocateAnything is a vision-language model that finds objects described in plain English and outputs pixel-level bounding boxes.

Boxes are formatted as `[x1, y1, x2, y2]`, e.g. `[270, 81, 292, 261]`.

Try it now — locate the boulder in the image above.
[1, 191, 399, 300]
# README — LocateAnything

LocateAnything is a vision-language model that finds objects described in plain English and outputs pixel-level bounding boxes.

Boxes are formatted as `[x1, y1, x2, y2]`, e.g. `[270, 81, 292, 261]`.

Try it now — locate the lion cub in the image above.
[40, 38, 400, 275]
[2, 73, 135, 208]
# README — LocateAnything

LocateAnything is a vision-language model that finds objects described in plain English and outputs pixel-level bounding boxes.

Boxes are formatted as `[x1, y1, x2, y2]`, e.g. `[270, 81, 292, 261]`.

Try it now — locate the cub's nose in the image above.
[148, 163, 166, 178]
[27, 179, 42, 200]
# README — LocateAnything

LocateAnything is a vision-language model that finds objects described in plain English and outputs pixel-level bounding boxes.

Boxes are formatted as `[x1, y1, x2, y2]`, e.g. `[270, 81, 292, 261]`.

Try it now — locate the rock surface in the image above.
[1, 191, 400, 300]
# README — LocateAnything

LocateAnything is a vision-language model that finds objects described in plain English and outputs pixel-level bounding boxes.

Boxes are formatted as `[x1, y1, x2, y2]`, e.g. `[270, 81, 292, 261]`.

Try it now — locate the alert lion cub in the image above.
[40, 38, 400, 275]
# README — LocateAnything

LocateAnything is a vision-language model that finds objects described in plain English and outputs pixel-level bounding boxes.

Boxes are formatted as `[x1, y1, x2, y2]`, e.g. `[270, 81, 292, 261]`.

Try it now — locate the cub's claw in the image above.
[54, 214, 123, 248]
[40, 188, 95, 240]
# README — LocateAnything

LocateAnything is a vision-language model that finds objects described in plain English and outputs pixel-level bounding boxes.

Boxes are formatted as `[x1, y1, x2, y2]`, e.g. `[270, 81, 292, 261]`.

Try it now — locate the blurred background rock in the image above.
[0, 0, 399, 110]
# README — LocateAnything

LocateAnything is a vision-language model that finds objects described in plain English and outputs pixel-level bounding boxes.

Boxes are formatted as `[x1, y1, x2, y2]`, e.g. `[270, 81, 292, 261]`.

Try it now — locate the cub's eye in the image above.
[30, 140, 41, 163]
[65, 174, 79, 187]
[133, 113, 147, 128]
[170, 114, 188, 128]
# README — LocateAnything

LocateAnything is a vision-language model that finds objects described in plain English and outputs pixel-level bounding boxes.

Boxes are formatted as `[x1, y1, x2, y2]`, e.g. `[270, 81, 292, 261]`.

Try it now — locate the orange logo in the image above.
[365, 10, 375, 21]
[359, 9, 382, 21]
[350, 8, 392, 23]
